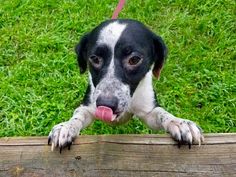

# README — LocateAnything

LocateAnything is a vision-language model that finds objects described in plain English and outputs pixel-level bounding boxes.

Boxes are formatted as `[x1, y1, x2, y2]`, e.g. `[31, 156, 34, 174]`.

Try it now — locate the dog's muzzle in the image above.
[95, 95, 119, 122]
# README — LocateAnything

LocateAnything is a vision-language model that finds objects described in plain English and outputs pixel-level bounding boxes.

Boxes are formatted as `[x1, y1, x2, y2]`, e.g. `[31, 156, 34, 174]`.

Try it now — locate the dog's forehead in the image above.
[91, 20, 153, 52]
[96, 21, 127, 48]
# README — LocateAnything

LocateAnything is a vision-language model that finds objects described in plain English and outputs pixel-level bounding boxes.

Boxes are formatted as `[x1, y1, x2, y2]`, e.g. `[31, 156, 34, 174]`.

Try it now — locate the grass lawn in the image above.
[0, 0, 235, 137]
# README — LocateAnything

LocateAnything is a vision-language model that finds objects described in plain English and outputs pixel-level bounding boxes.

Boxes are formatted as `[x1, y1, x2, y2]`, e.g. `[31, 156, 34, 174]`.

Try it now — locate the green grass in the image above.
[0, 0, 235, 137]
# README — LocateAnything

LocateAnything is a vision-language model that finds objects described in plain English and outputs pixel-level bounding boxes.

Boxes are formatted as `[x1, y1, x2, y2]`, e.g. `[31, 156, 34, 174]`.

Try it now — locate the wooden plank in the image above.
[0, 134, 236, 177]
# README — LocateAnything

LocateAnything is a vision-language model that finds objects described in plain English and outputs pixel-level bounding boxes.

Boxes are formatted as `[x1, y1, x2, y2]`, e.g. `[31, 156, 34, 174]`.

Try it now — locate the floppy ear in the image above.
[75, 33, 90, 74]
[152, 34, 168, 79]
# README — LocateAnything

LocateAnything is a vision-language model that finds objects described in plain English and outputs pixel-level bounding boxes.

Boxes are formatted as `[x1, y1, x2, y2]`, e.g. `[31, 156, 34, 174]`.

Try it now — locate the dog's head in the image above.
[75, 19, 167, 122]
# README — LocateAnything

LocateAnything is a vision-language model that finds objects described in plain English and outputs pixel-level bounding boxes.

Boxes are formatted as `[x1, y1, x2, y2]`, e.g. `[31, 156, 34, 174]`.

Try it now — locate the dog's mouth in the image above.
[95, 106, 120, 122]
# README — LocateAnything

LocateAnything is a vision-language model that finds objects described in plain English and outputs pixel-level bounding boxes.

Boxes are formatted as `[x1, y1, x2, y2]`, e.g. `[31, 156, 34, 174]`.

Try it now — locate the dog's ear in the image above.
[75, 33, 90, 74]
[152, 34, 167, 79]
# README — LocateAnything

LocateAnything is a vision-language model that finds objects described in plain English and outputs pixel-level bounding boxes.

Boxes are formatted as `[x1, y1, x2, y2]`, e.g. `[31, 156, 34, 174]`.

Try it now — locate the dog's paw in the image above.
[48, 122, 79, 153]
[167, 118, 204, 148]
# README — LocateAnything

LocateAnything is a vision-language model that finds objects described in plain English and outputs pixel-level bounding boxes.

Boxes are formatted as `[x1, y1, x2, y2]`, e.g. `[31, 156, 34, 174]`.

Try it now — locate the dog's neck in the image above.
[129, 70, 156, 117]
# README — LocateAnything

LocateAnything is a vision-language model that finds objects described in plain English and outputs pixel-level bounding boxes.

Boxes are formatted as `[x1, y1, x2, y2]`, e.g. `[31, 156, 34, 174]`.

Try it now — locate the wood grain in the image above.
[0, 134, 236, 177]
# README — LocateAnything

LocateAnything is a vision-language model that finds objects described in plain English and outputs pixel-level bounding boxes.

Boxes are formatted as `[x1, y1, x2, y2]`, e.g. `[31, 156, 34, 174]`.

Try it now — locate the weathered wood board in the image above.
[0, 134, 236, 177]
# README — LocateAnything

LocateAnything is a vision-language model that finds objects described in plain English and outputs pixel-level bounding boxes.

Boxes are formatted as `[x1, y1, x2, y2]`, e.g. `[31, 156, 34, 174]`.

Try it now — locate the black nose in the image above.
[96, 95, 119, 112]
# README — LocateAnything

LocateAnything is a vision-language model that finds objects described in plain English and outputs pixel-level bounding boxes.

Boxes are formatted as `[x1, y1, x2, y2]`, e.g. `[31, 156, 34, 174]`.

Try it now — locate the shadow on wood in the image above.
[0, 134, 236, 177]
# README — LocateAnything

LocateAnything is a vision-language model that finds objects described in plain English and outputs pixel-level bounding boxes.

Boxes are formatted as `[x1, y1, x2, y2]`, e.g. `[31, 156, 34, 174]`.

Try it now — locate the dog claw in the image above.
[178, 142, 181, 148]
[48, 137, 51, 145]
[51, 142, 55, 152]
[177, 141, 192, 149]
[68, 142, 72, 150]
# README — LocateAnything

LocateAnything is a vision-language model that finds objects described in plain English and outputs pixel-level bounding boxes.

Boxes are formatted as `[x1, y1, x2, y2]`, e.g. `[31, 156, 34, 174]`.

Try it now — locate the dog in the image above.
[48, 19, 204, 152]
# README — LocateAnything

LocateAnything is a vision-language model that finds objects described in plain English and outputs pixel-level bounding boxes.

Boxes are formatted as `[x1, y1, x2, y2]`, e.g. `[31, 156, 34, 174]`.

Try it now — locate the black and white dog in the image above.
[48, 19, 204, 152]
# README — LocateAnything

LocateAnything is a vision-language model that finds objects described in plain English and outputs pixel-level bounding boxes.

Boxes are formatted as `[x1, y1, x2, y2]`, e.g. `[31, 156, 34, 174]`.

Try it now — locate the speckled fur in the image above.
[48, 19, 204, 153]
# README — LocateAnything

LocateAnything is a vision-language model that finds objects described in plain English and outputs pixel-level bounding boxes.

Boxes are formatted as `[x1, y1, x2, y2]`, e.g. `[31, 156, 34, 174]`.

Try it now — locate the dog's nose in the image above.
[96, 95, 119, 112]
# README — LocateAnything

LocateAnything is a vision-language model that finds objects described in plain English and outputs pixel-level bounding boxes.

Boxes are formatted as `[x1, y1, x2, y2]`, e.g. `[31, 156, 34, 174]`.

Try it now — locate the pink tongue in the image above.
[95, 106, 113, 122]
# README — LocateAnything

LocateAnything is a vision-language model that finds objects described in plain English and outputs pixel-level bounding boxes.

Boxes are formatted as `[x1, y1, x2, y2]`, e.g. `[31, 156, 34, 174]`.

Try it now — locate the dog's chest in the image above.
[129, 71, 156, 117]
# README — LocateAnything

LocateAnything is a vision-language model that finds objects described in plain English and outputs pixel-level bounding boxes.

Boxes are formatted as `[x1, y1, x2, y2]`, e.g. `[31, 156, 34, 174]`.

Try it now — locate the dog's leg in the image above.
[48, 105, 94, 152]
[140, 107, 204, 146]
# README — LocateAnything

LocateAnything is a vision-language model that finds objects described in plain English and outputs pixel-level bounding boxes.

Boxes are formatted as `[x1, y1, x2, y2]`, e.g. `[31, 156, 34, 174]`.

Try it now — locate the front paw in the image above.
[48, 122, 79, 153]
[167, 118, 204, 148]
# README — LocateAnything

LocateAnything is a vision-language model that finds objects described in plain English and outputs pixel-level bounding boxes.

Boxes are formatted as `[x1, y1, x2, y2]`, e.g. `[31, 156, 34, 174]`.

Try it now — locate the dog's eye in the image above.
[89, 55, 103, 68]
[128, 56, 142, 66]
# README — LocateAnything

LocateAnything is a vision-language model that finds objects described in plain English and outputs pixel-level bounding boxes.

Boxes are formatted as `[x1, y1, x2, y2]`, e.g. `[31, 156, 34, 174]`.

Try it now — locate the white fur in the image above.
[97, 21, 126, 53]
[88, 72, 96, 106]
[130, 70, 155, 117]
[97, 21, 127, 76]
[140, 107, 204, 145]
[49, 106, 94, 151]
